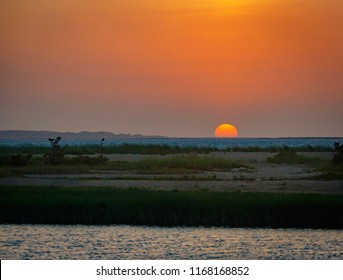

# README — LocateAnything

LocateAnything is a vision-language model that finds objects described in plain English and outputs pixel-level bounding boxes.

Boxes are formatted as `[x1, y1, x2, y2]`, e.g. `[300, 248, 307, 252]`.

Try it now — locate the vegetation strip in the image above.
[0, 155, 251, 177]
[268, 149, 343, 177]
[1, 186, 342, 229]
[0, 143, 333, 156]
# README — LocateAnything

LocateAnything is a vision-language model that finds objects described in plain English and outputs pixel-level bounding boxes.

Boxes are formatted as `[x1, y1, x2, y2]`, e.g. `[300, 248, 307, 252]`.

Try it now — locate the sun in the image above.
[215, 123, 238, 138]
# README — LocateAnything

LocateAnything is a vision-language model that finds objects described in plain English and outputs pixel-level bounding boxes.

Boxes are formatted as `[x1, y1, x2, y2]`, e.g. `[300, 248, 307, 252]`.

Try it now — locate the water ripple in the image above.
[0, 225, 342, 259]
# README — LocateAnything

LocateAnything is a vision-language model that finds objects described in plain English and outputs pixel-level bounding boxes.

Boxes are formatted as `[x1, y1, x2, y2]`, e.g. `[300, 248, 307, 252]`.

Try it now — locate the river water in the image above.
[0, 225, 342, 260]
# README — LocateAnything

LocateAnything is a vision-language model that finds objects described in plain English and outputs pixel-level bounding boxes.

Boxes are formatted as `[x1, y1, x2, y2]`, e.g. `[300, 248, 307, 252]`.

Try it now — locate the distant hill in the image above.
[0, 130, 164, 139]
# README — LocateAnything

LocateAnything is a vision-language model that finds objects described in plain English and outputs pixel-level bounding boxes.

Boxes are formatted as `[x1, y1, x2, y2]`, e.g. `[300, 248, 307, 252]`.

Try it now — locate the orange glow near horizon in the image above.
[0, 0, 342, 137]
[215, 124, 239, 138]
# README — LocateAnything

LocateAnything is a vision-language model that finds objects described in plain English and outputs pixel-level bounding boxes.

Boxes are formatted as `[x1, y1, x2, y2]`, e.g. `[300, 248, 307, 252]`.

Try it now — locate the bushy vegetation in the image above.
[0, 143, 333, 157]
[1, 186, 342, 229]
[267, 148, 312, 164]
[0, 142, 339, 177]
[107, 155, 249, 173]
[332, 142, 343, 165]
[0, 145, 49, 156]
[0, 154, 250, 177]
[267, 146, 343, 179]
[43, 137, 64, 165]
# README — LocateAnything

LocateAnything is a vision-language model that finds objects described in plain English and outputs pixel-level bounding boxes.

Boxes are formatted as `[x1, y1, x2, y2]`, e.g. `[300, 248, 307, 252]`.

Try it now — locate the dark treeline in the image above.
[1, 186, 342, 229]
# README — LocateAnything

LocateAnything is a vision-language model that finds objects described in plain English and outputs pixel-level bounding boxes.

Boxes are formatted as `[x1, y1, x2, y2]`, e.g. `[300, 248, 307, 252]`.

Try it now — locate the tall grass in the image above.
[267, 149, 343, 178]
[0, 143, 333, 156]
[106, 155, 250, 172]
[0, 155, 251, 177]
[0, 145, 48, 155]
[0, 144, 216, 156]
[267, 149, 313, 164]
[1, 186, 342, 229]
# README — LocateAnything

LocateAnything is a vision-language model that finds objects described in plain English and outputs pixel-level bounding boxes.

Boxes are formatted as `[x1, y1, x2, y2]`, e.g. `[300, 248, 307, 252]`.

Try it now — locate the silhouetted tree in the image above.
[332, 142, 343, 165]
[97, 137, 108, 163]
[44, 136, 64, 165]
[100, 138, 105, 158]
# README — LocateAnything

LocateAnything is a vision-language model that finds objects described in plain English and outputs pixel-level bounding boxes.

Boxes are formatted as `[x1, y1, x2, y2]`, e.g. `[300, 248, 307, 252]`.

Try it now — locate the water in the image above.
[1, 137, 342, 149]
[1, 225, 342, 260]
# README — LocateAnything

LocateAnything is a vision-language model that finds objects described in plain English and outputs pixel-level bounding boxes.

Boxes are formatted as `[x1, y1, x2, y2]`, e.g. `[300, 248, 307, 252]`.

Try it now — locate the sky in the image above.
[1, 0, 342, 137]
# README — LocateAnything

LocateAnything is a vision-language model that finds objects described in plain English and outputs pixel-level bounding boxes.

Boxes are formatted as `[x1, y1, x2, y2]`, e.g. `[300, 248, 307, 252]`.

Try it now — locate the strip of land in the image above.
[1, 152, 342, 194]
[1, 149, 342, 228]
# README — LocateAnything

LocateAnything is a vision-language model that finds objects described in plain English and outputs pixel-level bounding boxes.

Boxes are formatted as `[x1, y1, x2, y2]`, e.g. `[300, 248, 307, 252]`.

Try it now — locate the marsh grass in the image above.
[0, 145, 48, 156]
[0, 144, 332, 156]
[106, 155, 250, 172]
[0, 156, 90, 177]
[0, 155, 251, 177]
[267, 149, 343, 179]
[267, 149, 313, 164]
[1, 186, 342, 229]
[0, 144, 215, 156]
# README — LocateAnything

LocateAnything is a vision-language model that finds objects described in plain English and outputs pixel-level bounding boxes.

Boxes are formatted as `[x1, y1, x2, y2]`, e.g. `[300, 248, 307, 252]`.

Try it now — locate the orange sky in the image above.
[1, 0, 342, 137]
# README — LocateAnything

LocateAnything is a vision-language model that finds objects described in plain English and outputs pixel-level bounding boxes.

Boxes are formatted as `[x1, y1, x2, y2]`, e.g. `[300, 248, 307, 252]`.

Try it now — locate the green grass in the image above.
[106, 155, 250, 173]
[0, 156, 90, 177]
[267, 149, 343, 179]
[1, 186, 342, 229]
[267, 149, 314, 164]
[310, 159, 343, 173]
[0, 155, 251, 177]
[0, 144, 216, 156]
[0, 143, 333, 156]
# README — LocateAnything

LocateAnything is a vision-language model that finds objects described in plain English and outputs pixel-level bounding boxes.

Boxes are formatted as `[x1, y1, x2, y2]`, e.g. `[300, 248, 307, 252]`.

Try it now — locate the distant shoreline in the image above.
[0, 130, 342, 140]
[0, 130, 165, 139]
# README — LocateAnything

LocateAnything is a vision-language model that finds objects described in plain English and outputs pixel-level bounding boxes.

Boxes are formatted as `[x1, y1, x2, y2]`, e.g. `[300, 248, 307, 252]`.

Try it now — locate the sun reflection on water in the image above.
[1, 225, 342, 260]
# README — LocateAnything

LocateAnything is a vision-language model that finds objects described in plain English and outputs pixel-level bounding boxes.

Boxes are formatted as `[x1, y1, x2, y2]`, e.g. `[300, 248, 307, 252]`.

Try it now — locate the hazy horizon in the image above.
[1, 0, 342, 138]
[1, 129, 342, 139]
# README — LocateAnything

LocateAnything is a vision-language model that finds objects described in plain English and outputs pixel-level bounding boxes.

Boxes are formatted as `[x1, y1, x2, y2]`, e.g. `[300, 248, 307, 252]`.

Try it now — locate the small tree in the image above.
[99, 138, 105, 159]
[332, 142, 343, 165]
[44, 136, 64, 165]
[97, 137, 108, 163]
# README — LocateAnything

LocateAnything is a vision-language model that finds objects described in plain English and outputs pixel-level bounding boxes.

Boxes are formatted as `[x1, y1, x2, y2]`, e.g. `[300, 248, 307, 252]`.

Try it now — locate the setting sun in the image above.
[215, 124, 238, 138]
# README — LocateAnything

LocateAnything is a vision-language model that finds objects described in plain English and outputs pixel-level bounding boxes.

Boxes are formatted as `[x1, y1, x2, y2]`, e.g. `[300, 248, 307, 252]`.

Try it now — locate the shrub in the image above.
[44, 137, 64, 165]
[267, 147, 309, 164]
[332, 142, 343, 165]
